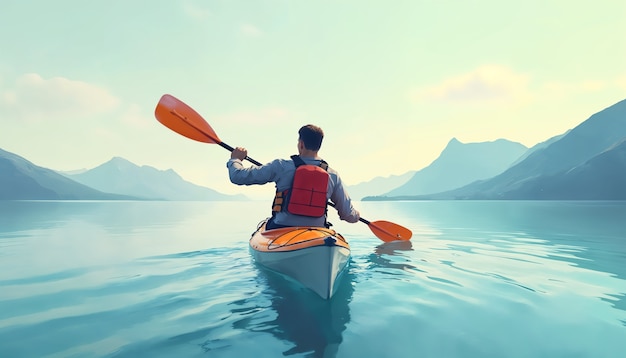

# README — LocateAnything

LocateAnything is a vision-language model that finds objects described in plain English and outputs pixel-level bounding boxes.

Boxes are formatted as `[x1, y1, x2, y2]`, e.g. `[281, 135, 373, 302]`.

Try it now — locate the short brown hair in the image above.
[298, 125, 324, 151]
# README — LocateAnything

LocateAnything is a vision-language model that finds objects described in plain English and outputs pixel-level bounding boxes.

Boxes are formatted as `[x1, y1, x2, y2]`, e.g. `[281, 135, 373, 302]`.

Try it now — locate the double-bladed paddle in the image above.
[154, 94, 412, 242]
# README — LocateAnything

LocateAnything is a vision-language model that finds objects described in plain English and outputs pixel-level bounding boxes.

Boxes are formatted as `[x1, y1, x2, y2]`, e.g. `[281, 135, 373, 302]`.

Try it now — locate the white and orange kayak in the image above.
[249, 219, 350, 299]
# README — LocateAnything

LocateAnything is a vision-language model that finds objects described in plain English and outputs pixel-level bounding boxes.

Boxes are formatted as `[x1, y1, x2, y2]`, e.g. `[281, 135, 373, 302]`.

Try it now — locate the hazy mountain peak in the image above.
[103, 157, 137, 171]
[445, 137, 463, 149]
[384, 138, 527, 197]
[346, 170, 416, 200]
[0, 148, 135, 200]
[68, 157, 245, 201]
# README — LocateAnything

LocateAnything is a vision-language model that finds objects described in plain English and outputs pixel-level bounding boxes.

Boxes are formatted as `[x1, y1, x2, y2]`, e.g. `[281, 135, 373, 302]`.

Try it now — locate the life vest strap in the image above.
[272, 190, 285, 212]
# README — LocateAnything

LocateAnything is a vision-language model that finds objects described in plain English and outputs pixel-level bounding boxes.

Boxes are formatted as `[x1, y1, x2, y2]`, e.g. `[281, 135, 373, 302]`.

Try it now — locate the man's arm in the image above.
[330, 175, 360, 223]
[227, 147, 281, 185]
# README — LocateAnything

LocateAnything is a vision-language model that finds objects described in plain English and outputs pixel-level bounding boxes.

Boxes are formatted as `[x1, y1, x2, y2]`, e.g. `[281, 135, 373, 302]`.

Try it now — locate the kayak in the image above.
[249, 219, 350, 299]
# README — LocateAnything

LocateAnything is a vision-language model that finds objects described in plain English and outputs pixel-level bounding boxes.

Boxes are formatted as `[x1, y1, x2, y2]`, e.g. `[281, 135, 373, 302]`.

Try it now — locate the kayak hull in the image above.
[249, 220, 350, 299]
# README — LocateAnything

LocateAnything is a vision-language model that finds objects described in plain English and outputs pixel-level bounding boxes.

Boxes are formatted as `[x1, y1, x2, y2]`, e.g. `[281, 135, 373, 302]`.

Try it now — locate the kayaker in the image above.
[227, 124, 360, 229]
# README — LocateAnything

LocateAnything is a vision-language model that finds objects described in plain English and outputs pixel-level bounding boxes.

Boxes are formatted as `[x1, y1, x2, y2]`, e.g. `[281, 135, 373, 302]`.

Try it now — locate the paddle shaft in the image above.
[170, 108, 263, 166]
[225, 144, 262, 166]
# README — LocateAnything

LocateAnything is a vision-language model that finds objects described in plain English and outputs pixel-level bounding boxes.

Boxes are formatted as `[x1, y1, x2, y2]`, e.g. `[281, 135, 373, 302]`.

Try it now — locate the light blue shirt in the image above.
[227, 156, 359, 227]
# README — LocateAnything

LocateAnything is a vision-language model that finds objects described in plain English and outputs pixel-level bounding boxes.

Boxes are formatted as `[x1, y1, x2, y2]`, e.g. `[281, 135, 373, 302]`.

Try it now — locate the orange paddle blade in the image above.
[155, 94, 221, 144]
[368, 220, 413, 242]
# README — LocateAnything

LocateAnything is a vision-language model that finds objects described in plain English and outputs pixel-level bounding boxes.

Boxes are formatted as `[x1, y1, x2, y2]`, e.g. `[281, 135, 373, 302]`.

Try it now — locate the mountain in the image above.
[503, 138, 626, 199]
[347, 171, 416, 201]
[383, 138, 528, 197]
[368, 98, 626, 200]
[509, 130, 569, 167]
[57, 168, 88, 175]
[0, 148, 136, 200]
[67, 157, 246, 201]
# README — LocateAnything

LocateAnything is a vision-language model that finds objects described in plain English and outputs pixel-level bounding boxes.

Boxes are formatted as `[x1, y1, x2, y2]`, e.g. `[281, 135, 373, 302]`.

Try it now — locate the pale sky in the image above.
[1, 0, 625, 198]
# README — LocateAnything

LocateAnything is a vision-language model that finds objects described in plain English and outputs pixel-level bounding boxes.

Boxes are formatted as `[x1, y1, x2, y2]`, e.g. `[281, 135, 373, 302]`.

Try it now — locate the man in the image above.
[227, 124, 360, 229]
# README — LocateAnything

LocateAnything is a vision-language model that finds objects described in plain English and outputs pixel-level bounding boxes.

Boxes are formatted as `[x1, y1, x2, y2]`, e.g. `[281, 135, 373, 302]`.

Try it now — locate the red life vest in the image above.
[272, 155, 330, 217]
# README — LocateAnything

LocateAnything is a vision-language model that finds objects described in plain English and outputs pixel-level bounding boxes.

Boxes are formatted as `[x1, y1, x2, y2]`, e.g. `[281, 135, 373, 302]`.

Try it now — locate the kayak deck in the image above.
[249, 220, 350, 299]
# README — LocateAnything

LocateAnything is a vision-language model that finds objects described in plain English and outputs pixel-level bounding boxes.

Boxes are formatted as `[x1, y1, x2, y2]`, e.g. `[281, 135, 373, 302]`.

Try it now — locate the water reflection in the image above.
[374, 240, 414, 255]
[366, 241, 420, 274]
[229, 264, 355, 357]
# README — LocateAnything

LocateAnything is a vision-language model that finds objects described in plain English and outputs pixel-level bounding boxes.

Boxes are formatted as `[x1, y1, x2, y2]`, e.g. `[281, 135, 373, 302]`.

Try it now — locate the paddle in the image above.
[155, 94, 412, 242]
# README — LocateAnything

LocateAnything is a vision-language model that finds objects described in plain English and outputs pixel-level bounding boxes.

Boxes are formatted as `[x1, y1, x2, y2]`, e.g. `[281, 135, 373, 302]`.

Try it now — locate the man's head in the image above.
[298, 124, 324, 151]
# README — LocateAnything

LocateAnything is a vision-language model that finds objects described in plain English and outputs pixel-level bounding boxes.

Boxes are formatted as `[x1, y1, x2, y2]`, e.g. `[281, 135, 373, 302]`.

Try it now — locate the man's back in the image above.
[227, 156, 358, 227]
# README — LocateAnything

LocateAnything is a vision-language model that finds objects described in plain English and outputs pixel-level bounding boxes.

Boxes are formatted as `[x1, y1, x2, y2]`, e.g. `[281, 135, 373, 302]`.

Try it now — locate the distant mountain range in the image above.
[0, 150, 245, 201]
[347, 171, 416, 201]
[508, 131, 568, 167]
[365, 98, 626, 200]
[66, 157, 246, 201]
[0, 149, 134, 200]
[384, 138, 528, 197]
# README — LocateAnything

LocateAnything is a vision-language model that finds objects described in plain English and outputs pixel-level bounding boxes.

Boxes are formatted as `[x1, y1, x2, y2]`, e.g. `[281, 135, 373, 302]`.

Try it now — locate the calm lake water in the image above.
[1, 200, 625, 357]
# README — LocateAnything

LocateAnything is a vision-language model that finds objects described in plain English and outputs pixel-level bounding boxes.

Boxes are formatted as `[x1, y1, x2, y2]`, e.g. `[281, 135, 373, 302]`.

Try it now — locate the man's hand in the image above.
[231, 147, 247, 161]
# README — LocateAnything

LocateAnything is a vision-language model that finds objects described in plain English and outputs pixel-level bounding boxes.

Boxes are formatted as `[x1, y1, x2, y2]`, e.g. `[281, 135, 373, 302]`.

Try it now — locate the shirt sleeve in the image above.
[330, 174, 360, 223]
[227, 158, 281, 185]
